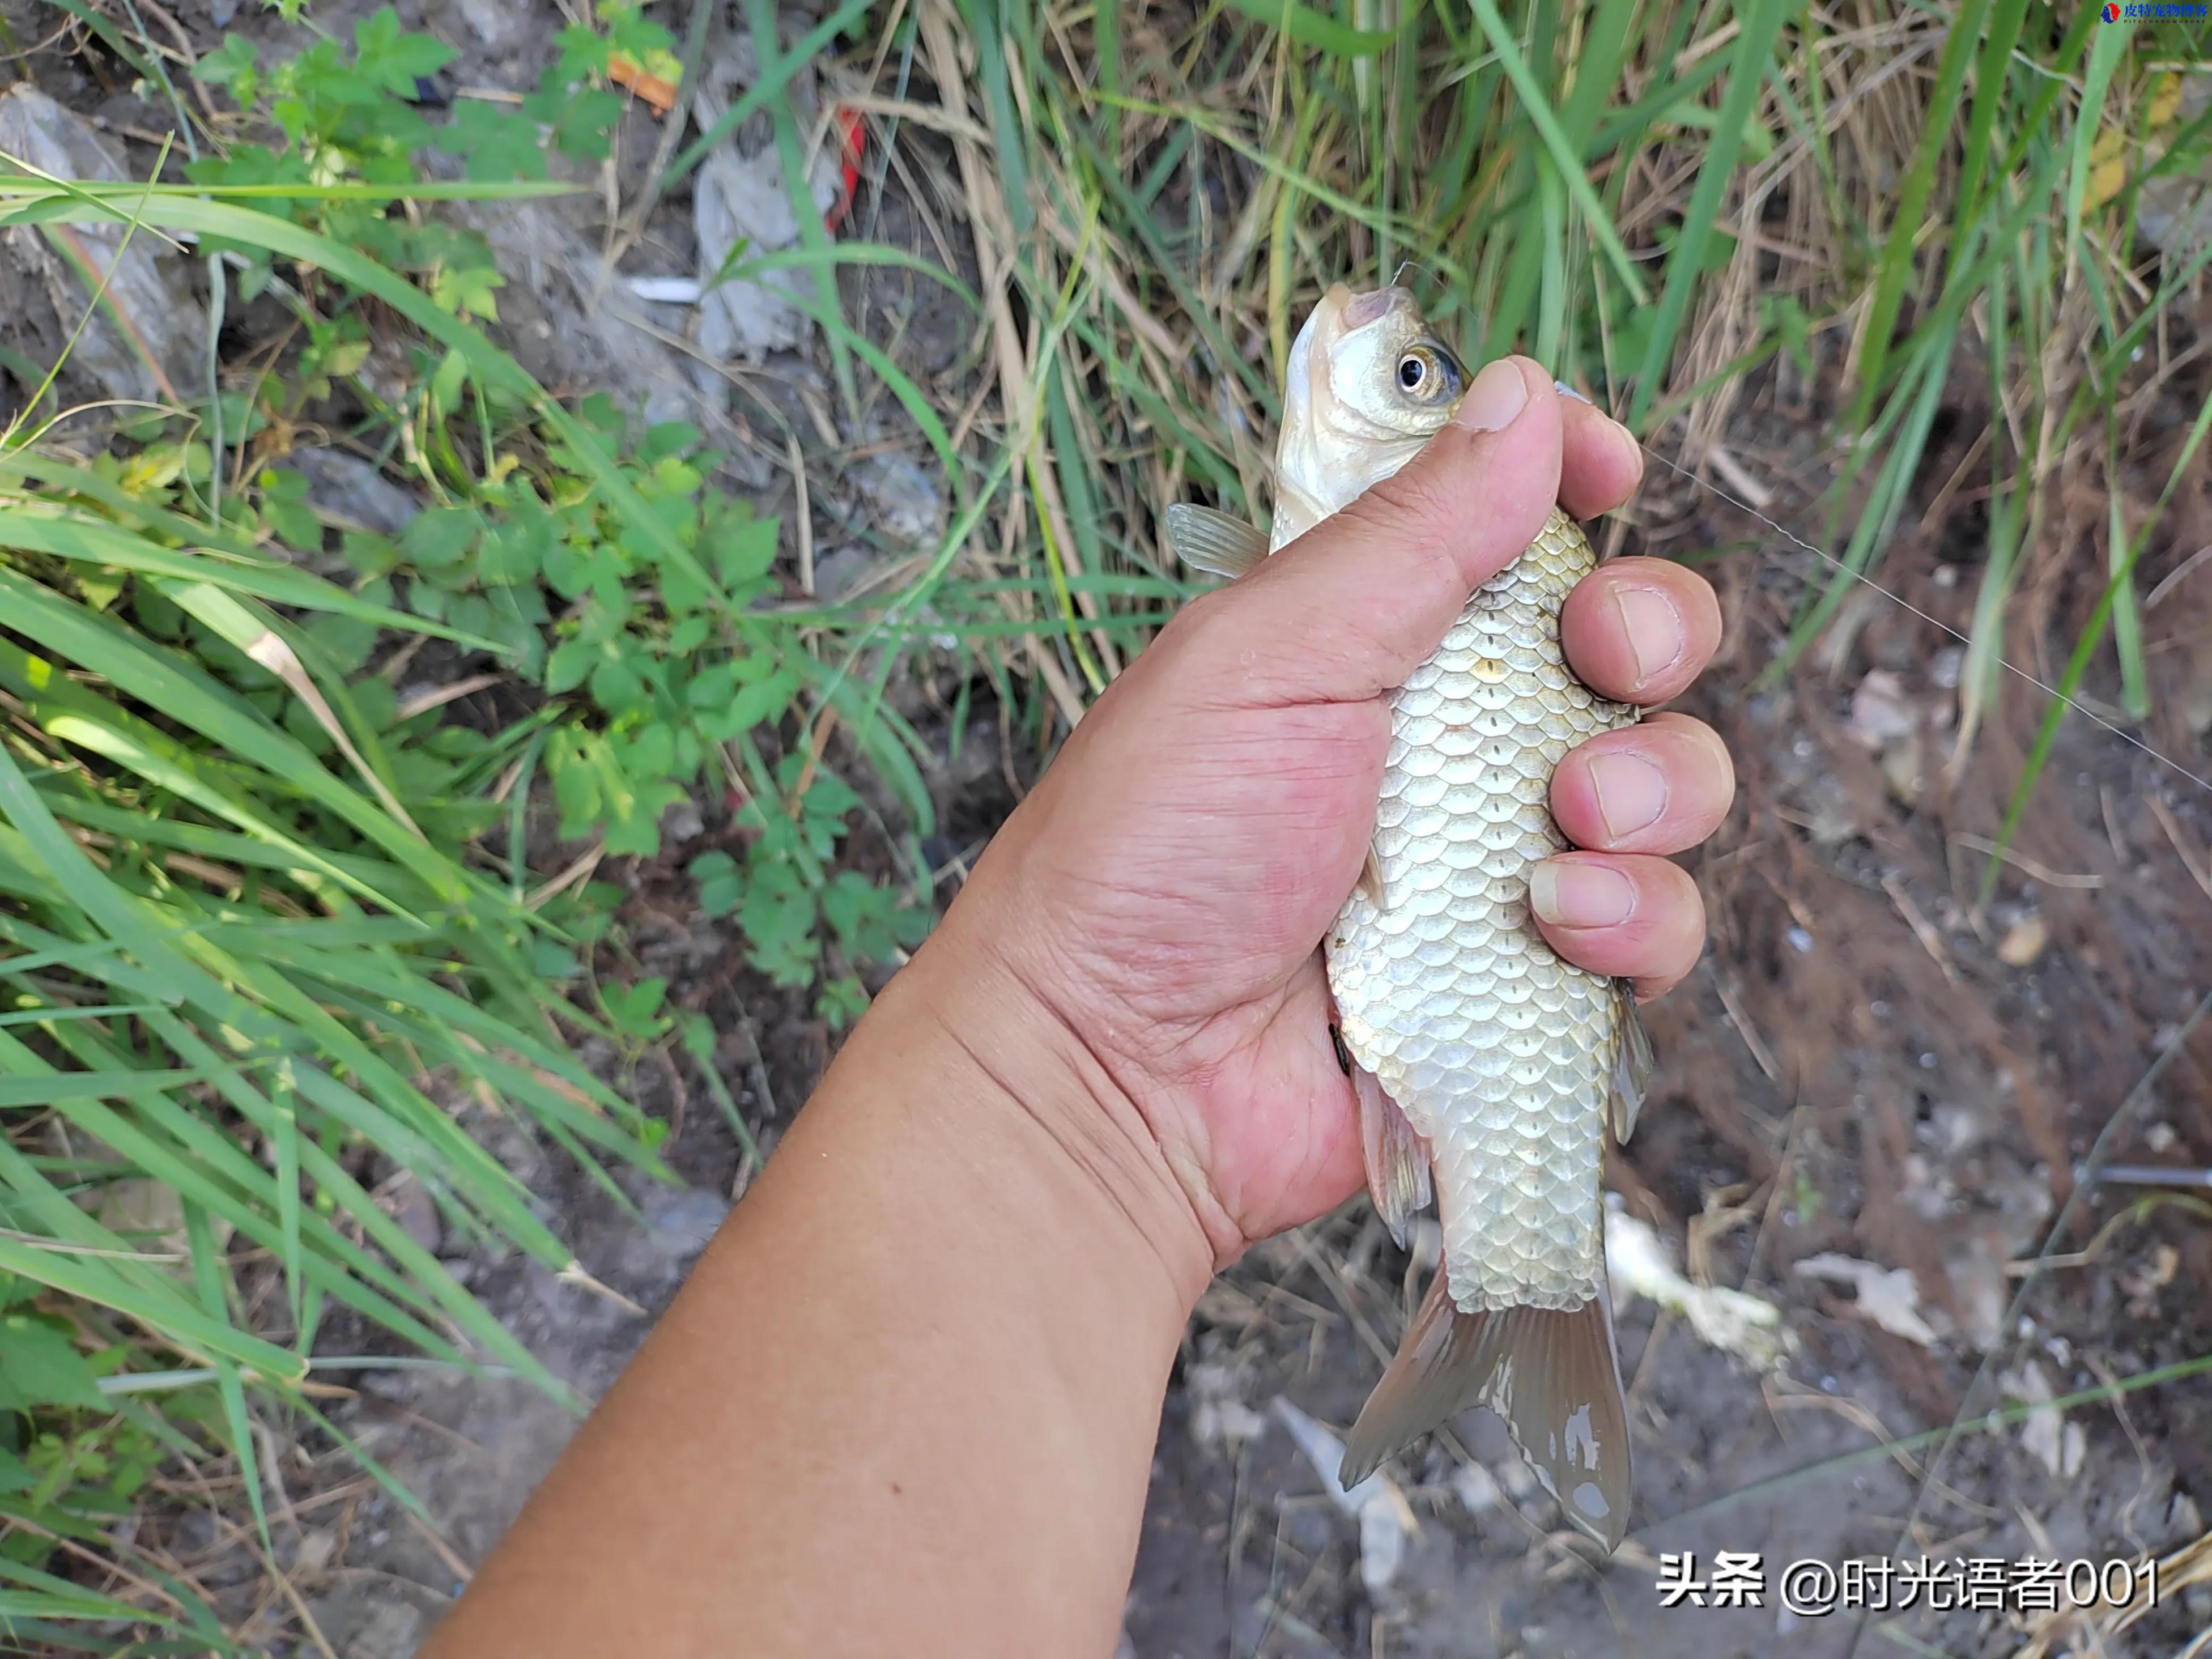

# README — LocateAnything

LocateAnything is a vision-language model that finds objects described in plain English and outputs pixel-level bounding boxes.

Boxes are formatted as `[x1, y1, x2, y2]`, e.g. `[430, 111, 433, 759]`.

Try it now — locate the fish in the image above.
[1163, 283, 1651, 1552]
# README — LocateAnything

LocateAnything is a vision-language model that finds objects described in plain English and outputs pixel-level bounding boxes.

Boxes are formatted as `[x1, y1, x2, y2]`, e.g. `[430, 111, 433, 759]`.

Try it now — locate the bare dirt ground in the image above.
[11, 3, 2212, 1656]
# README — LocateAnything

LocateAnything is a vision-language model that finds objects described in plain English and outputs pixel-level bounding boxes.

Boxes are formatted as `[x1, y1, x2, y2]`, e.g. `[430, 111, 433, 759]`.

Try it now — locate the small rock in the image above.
[92, 1178, 188, 1258]
[660, 795, 705, 846]
[1186, 1362, 1267, 1453]
[1451, 1461, 1503, 1516]
[852, 453, 947, 546]
[292, 1529, 335, 1576]
[389, 1176, 441, 1256]
[1997, 912, 2049, 966]
[0, 87, 209, 405]
[344, 1600, 425, 1659]
[456, 0, 525, 46]
[287, 448, 420, 538]
[809, 544, 879, 604]
[1845, 669, 1919, 747]
[2167, 1490, 2202, 1543]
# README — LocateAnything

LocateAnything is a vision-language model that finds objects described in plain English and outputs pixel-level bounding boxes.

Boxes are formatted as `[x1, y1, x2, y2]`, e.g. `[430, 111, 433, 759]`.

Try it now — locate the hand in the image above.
[925, 361, 1730, 1274]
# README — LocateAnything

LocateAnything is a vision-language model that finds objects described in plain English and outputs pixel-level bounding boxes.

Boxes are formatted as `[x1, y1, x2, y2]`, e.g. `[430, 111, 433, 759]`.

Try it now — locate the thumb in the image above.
[1192, 357, 1567, 707]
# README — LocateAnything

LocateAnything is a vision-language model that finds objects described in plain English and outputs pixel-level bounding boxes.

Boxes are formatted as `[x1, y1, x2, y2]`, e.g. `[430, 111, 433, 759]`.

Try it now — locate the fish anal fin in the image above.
[1339, 1276, 1631, 1554]
[1609, 979, 1654, 1144]
[1352, 1062, 1431, 1249]
[1164, 503, 1269, 578]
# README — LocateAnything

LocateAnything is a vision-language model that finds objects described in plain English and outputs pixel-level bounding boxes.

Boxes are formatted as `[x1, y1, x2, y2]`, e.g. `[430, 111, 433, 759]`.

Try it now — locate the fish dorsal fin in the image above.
[1610, 982, 1654, 1143]
[1164, 503, 1269, 578]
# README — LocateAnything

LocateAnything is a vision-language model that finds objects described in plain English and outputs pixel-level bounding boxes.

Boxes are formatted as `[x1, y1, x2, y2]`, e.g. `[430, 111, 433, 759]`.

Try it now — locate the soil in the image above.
[7, 3, 2212, 1657]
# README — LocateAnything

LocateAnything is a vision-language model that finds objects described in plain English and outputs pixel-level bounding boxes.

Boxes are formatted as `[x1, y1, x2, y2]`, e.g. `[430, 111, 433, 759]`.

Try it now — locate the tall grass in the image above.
[0, 159, 691, 1659]
[797, 0, 2212, 856]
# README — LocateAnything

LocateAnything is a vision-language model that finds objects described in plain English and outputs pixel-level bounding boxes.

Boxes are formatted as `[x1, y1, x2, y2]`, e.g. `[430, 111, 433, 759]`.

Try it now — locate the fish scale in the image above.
[1326, 507, 1638, 1312]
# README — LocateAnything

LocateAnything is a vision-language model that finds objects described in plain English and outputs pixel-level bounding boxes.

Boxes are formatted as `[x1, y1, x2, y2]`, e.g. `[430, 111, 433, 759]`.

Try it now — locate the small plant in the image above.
[189, 3, 654, 313]
[177, 5, 941, 1022]
[691, 756, 931, 1028]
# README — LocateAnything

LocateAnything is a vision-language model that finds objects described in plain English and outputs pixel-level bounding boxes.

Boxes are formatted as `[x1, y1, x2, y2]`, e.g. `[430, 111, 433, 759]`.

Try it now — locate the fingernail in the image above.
[1454, 358, 1530, 431]
[1613, 585, 1685, 689]
[1529, 861, 1636, 928]
[1552, 378, 1590, 403]
[1588, 750, 1669, 840]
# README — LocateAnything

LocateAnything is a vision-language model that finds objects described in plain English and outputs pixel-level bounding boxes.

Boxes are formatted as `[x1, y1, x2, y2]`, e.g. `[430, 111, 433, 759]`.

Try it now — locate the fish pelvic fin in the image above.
[1163, 502, 1269, 578]
[1352, 1062, 1431, 1249]
[1339, 1271, 1632, 1553]
[1609, 980, 1655, 1144]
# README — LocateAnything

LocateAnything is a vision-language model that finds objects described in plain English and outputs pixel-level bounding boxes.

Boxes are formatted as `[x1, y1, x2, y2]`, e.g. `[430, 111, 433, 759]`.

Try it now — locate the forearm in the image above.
[424, 936, 1210, 1658]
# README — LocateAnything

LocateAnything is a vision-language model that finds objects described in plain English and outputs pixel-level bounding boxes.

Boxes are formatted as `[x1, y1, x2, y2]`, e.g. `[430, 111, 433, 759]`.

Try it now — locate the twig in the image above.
[1945, 832, 2105, 890]
[2148, 796, 2212, 905]
[1881, 873, 1959, 986]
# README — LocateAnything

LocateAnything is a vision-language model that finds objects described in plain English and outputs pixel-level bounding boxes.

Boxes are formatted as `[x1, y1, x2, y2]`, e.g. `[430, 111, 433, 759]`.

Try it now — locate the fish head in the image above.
[1273, 284, 1469, 548]
[1310, 283, 1468, 436]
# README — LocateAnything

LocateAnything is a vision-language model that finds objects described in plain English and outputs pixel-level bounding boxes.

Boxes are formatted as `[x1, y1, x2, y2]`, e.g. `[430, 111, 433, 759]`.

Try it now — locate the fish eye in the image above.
[1395, 344, 1463, 404]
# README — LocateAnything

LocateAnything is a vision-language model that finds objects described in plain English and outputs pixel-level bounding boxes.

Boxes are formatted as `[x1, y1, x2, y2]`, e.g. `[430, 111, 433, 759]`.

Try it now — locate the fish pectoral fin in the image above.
[1356, 843, 1385, 904]
[1163, 503, 1270, 578]
[1352, 1062, 1431, 1249]
[1339, 1275, 1631, 1554]
[1609, 979, 1655, 1144]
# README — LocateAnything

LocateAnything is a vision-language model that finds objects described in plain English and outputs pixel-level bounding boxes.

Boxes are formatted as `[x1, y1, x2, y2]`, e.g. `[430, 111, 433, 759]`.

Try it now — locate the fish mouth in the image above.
[1318, 283, 1424, 341]
[1337, 284, 1415, 330]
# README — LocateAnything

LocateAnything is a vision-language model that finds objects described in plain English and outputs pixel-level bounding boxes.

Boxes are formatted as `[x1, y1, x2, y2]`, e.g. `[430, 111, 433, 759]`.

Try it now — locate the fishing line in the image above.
[1630, 435, 2212, 1648]
[1631, 442, 2212, 804]
[1838, 982, 2212, 1659]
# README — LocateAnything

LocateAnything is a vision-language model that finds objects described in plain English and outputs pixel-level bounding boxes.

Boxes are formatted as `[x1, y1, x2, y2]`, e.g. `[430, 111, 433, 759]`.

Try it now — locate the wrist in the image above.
[837, 920, 1219, 1317]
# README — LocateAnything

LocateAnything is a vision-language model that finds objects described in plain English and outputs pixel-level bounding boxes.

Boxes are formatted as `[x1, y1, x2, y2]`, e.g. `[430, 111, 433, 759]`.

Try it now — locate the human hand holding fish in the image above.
[427, 311, 1733, 1658]
[959, 348, 1729, 1261]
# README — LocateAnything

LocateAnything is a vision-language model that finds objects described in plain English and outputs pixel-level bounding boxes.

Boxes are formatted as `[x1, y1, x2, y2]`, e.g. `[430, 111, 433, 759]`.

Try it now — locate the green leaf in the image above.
[739, 859, 820, 986]
[195, 32, 260, 90]
[546, 639, 598, 694]
[603, 977, 670, 1040]
[437, 101, 549, 182]
[400, 507, 480, 571]
[1215, 0, 1401, 55]
[352, 6, 458, 96]
[0, 1315, 104, 1413]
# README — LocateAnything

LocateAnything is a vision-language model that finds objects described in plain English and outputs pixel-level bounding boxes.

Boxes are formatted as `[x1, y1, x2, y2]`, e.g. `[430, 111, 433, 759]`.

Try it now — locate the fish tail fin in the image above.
[1338, 1270, 1631, 1552]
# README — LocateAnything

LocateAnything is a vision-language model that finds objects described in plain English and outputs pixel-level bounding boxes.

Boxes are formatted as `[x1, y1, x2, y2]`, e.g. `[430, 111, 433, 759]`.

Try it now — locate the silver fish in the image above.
[1164, 284, 1650, 1551]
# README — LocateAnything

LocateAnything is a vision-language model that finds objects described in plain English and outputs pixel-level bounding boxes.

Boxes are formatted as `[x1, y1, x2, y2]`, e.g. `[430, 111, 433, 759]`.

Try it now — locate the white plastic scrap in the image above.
[687, 50, 840, 364]
[1793, 1253, 1941, 1347]
[1184, 1362, 1267, 1453]
[2002, 1361, 2086, 1480]
[1603, 1203, 1793, 1368]
[1270, 1397, 1416, 1596]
